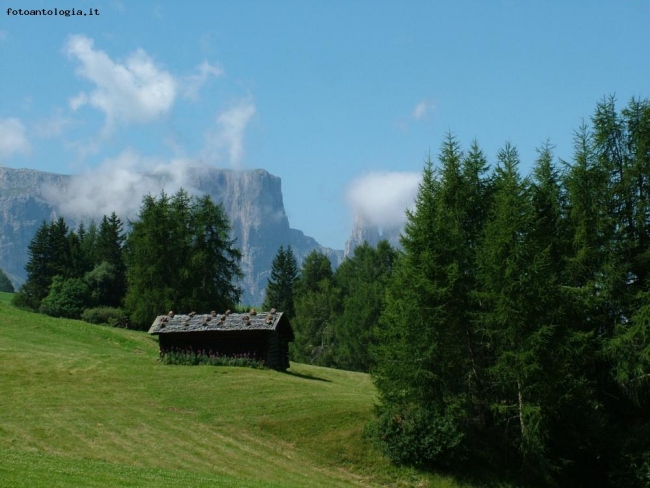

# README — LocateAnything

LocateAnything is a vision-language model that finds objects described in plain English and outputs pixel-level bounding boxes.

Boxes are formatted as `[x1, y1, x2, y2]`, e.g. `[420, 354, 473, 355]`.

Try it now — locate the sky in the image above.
[1, 1, 649, 250]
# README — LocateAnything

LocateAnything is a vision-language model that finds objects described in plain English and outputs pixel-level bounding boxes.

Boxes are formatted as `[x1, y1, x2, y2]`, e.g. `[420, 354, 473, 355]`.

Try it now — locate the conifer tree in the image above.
[291, 251, 336, 364]
[16, 218, 71, 309]
[263, 245, 298, 317]
[125, 190, 242, 328]
[373, 136, 489, 467]
[332, 240, 397, 372]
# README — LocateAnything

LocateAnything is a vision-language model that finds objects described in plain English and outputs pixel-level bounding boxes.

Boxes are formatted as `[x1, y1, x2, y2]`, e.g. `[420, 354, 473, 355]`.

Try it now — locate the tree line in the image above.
[12, 189, 242, 329]
[265, 97, 650, 486]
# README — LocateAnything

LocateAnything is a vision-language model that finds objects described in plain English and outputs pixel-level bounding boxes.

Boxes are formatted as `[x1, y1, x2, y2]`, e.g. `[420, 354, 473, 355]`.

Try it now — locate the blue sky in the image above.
[1, 1, 649, 250]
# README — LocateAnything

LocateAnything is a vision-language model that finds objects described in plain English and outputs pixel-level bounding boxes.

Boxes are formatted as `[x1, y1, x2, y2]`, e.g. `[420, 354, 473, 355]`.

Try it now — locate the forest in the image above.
[8, 96, 650, 486]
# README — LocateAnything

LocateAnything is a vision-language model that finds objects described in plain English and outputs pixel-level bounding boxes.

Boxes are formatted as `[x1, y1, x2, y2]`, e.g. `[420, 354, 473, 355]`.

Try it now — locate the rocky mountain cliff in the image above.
[0, 166, 343, 305]
[344, 213, 402, 257]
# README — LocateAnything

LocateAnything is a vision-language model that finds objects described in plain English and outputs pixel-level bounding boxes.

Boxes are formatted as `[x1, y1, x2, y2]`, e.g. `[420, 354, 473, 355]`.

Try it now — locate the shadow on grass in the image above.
[283, 370, 332, 382]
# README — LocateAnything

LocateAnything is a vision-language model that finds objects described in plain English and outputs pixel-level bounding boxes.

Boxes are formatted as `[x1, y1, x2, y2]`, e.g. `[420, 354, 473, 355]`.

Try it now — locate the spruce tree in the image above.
[16, 218, 71, 309]
[291, 251, 336, 365]
[125, 190, 242, 329]
[87, 213, 127, 307]
[332, 240, 397, 372]
[373, 136, 489, 467]
[263, 245, 298, 317]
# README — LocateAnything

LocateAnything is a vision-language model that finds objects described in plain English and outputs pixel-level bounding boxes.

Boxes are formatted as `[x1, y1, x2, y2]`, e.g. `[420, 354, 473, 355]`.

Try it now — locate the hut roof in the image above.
[147, 311, 291, 337]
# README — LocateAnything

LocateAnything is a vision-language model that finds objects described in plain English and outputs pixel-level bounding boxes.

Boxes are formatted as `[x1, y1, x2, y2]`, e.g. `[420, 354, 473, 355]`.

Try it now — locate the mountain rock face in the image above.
[0, 166, 343, 305]
[344, 212, 402, 257]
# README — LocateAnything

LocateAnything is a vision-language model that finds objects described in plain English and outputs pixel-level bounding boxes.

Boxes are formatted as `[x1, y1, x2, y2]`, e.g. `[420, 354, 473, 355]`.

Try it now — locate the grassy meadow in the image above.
[0, 292, 464, 487]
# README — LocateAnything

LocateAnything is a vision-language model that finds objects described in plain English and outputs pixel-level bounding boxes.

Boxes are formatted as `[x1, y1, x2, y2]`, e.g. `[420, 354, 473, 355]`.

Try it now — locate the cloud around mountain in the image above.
[346, 171, 420, 230]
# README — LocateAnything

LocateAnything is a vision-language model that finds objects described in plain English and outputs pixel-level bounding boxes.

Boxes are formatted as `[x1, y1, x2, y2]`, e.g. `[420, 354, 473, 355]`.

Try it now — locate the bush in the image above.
[39, 276, 90, 319]
[365, 404, 464, 469]
[11, 291, 34, 311]
[81, 307, 127, 326]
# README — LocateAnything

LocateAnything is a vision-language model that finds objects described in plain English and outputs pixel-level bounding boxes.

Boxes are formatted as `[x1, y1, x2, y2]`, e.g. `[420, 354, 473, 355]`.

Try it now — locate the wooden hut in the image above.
[148, 310, 294, 371]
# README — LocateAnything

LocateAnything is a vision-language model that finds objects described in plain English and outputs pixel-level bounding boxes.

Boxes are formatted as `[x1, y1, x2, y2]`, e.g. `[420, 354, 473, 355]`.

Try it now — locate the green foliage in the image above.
[16, 218, 71, 309]
[0, 268, 14, 293]
[93, 213, 127, 307]
[291, 251, 337, 365]
[39, 276, 90, 319]
[263, 245, 298, 317]
[331, 240, 397, 372]
[370, 101, 650, 485]
[367, 404, 464, 468]
[81, 306, 127, 326]
[14, 213, 128, 314]
[124, 190, 242, 329]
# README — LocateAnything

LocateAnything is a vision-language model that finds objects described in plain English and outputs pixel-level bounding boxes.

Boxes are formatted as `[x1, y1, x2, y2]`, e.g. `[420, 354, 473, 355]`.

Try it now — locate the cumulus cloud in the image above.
[346, 171, 421, 229]
[65, 35, 176, 133]
[412, 99, 435, 121]
[42, 149, 201, 220]
[182, 60, 224, 100]
[0, 118, 31, 159]
[203, 99, 256, 168]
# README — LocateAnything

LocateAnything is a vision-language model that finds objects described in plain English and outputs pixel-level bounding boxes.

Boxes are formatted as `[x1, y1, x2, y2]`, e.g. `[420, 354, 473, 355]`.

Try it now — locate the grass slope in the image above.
[0, 293, 462, 487]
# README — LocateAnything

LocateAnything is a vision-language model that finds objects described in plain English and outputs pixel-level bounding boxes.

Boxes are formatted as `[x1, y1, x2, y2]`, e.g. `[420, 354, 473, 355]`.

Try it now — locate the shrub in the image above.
[81, 307, 127, 326]
[39, 276, 90, 319]
[365, 404, 464, 469]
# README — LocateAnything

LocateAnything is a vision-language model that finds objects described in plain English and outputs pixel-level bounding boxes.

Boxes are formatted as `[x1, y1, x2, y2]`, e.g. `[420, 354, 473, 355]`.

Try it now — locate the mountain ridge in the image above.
[0, 165, 343, 305]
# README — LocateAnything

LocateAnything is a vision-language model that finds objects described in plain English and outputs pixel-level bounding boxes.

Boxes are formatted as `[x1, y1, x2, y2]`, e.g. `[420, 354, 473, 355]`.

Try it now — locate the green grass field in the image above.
[0, 292, 464, 487]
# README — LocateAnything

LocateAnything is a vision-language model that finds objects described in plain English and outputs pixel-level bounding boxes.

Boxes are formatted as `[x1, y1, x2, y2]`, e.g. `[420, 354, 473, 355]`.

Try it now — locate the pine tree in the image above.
[187, 194, 242, 312]
[263, 245, 298, 317]
[124, 190, 242, 329]
[291, 251, 336, 365]
[373, 136, 489, 467]
[89, 212, 127, 307]
[16, 218, 71, 309]
[332, 240, 397, 372]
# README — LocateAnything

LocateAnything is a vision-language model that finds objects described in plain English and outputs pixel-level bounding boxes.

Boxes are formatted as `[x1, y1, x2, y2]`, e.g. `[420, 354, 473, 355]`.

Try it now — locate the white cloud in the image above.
[346, 171, 421, 229]
[203, 99, 256, 168]
[0, 118, 31, 159]
[182, 60, 224, 100]
[42, 149, 201, 219]
[65, 35, 176, 133]
[412, 99, 435, 121]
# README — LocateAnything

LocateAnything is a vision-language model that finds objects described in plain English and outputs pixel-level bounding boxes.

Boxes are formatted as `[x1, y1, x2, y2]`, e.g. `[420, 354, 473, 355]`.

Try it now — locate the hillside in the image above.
[0, 293, 460, 487]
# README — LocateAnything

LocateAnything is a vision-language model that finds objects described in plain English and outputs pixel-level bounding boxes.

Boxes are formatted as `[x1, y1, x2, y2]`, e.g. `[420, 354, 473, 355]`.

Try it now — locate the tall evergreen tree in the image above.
[16, 218, 71, 309]
[186, 194, 242, 312]
[332, 240, 397, 372]
[263, 245, 298, 317]
[291, 251, 336, 364]
[124, 190, 242, 329]
[373, 136, 491, 467]
[89, 212, 127, 307]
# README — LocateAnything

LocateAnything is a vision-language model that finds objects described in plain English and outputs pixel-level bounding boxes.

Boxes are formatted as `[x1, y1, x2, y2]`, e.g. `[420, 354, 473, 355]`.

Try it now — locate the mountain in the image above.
[0, 166, 343, 305]
[343, 212, 402, 257]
